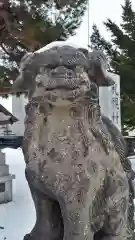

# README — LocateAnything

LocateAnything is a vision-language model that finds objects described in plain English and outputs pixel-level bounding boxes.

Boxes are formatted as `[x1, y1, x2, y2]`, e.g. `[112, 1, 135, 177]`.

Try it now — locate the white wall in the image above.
[99, 73, 121, 131]
[11, 95, 28, 136]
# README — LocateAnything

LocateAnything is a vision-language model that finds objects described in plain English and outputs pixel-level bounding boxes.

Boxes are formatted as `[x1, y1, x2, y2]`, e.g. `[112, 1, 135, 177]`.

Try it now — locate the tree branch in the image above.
[0, 42, 9, 55]
[122, 91, 135, 104]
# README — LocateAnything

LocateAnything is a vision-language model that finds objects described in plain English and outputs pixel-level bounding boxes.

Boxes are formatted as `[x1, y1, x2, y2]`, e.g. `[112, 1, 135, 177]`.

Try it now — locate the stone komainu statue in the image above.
[13, 43, 131, 240]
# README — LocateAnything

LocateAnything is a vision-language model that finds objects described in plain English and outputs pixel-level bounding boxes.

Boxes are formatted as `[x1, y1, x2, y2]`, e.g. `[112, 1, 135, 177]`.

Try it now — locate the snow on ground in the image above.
[0, 148, 36, 240]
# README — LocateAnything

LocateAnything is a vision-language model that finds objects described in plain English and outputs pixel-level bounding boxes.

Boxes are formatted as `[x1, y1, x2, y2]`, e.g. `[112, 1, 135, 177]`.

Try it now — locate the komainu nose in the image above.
[49, 66, 79, 90]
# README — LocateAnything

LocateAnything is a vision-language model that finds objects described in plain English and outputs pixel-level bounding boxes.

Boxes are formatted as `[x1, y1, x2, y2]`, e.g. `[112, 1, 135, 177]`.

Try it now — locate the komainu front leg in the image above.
[60, 199, 94, 240]
[24, 170, 63, 240]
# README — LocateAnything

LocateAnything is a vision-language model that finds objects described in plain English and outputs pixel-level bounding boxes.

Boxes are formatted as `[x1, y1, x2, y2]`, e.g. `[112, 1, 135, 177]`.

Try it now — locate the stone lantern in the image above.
[0, 104, 18, 203]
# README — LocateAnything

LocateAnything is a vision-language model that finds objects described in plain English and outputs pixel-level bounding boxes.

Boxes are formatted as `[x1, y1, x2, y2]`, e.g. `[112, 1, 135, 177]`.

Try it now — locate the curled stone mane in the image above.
[101, 115, 135, 239]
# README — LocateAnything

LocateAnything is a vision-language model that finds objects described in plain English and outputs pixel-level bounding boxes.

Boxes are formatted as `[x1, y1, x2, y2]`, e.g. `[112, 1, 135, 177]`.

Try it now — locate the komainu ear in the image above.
[87, 50, 114, 86]
[12, 52, 36, 91]
[78, 48, 89, 58]
[78, 48, 115, 87]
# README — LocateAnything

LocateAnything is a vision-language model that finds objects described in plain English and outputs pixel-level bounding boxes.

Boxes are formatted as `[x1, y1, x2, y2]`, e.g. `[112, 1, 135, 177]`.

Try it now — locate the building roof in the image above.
[0, 104, 18, 125]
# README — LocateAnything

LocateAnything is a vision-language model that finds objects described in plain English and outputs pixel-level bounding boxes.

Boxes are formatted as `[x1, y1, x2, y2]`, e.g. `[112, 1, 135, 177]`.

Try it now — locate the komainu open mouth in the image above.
[45, 85, 80, 91]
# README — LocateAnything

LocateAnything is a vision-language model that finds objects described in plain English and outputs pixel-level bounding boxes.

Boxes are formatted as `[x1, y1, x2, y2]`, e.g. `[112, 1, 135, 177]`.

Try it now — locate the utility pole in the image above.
[88, 0, 90, 50]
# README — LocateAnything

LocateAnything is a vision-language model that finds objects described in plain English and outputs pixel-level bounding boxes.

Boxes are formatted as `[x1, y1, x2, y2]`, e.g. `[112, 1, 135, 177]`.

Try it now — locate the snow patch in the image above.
[0, 149, 35, 240]
[35, 41, 84, 53]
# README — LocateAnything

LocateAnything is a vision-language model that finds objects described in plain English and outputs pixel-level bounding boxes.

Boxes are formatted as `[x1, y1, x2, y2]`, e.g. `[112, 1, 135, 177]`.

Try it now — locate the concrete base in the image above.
[0, 174, 15, 204]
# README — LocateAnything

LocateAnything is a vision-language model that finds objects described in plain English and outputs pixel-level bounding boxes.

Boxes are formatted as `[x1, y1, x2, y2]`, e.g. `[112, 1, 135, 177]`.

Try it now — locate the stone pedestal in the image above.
[0, 151, 15, 204]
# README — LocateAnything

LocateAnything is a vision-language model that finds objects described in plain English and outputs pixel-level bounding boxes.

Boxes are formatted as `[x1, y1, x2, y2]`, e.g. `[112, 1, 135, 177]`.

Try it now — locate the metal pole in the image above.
[88, 0, 90, 50]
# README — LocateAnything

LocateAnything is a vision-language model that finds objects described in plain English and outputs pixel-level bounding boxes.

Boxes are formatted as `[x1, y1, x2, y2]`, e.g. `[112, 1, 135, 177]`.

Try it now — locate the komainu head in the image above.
[12, 42, 114, 106]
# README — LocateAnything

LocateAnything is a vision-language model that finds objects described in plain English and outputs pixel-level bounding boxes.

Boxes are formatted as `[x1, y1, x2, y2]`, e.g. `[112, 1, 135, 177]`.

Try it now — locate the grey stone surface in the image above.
[0, 151, 5, 165]
[13, 44, 130, 240]
[0, 175, 15, 204]
[0, 150, 15, 204]
[0, 165, 9, 177]
[101, 115, 135, 240]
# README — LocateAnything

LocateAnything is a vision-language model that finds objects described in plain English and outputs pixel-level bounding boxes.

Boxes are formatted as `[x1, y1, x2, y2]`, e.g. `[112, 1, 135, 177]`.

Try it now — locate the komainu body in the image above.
[13, 43, 129, 240]
[101, 115, 135, 240]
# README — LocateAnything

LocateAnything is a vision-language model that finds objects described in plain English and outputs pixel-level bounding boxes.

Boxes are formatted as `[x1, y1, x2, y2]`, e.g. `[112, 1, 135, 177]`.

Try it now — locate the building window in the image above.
[0, 183, 5, 192]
